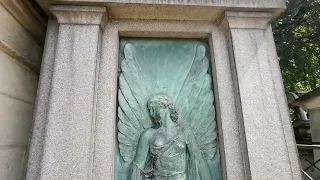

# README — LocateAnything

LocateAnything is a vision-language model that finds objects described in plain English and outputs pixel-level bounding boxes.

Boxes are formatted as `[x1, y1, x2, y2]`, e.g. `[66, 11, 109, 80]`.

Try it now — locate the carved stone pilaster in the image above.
[26, 5, 106, 180]
[221, 11, 302, 180]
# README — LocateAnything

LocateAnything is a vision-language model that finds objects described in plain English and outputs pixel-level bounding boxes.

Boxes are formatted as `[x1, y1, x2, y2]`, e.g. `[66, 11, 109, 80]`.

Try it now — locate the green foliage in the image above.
[273, 0, 320, 92]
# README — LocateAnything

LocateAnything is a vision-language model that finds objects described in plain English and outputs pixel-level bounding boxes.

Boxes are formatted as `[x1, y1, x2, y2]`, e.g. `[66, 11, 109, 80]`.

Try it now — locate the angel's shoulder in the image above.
[140, 128, 156, 141]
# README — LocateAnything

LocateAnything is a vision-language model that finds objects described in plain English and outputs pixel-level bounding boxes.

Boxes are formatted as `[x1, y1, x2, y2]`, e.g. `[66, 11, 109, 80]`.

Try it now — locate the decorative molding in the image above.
[0, 41, 40, 73]
[36, 0, 286, 19]
[50, 5, 106, 25]
[220, 11, 272, 30]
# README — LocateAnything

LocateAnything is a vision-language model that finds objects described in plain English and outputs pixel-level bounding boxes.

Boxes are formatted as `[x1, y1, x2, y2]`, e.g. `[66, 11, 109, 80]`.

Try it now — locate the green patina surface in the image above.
[115, 38, 221, 180]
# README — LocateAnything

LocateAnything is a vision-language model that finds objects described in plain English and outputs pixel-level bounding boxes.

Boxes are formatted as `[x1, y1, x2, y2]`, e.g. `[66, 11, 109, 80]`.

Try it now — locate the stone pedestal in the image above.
[26, 1, 302, 180]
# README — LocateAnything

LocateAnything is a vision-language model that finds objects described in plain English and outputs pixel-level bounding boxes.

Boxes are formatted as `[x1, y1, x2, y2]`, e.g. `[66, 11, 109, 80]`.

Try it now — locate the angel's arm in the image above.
[128, 129, 153, 179]
[134, 129, 153, 167]
[187, 129, 212, 180]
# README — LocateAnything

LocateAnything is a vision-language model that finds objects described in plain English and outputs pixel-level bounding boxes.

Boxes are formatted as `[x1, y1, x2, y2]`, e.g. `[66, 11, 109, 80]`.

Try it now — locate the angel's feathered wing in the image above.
[117, 41, 220, 180]
[175, 45, 219, 179]
[174, 45, 217, 160]
[117, 43, 152, 163]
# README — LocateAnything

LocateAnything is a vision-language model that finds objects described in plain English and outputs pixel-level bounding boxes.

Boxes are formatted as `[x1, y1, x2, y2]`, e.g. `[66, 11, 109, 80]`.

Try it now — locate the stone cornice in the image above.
[0, 0, 47, 44]
[37, 0, 286, 22]
[37, 0, 286, 9]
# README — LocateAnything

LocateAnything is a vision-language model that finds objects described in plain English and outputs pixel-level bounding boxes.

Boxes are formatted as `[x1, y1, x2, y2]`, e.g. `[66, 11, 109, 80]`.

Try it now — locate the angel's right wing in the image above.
[117, 43, 152, 163]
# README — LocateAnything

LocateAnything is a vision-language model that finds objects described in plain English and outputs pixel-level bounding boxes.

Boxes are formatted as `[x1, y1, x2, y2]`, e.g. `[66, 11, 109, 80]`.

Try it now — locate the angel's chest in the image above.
[152, 134, 171, 147]
[151, 131, 186, 148]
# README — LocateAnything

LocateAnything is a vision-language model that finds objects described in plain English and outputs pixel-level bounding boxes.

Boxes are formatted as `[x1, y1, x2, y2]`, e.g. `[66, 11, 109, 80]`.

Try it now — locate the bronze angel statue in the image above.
[116, 40, 221, 180]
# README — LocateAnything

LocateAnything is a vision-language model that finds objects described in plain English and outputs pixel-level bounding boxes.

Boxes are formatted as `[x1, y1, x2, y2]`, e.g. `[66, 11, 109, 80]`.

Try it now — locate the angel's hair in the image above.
[147, 94, 179, 123]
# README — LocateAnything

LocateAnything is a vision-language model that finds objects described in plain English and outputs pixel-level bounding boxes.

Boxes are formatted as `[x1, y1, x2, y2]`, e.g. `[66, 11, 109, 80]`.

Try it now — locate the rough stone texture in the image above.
[222, 12, 302, 180]
[25, 6, 106, 180]
[40, 26, 98, 180]
[209, 27, 247, 180]
[25, 18, 59, 180]
[94, 23, 118, 179]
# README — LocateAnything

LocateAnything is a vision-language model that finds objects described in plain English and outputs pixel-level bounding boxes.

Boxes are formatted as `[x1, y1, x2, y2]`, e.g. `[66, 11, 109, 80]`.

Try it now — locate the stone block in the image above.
[0, 0, 47, 44]
[0, 50, 39, 104]
[0, 4, 43, 70]
[0, 148, 26, 180]
[0, 94, 34, 146]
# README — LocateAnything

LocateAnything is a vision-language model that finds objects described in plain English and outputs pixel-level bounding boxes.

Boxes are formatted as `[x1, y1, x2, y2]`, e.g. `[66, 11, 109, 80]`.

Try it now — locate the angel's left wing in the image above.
[175, 45, 218, 160]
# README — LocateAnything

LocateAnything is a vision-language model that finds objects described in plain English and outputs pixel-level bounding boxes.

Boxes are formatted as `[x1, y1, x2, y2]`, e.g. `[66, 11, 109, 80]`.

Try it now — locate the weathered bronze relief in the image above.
[116, 39, 221, 180]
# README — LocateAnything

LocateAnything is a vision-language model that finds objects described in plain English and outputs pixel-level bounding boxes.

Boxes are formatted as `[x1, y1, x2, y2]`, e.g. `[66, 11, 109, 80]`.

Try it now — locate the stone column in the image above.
[221, 12, 302, 180]
[26, 6, 106, 180]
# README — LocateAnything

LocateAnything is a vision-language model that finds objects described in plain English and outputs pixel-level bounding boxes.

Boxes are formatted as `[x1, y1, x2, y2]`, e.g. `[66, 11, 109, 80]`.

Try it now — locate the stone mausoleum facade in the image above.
[0, 0, 303, 180]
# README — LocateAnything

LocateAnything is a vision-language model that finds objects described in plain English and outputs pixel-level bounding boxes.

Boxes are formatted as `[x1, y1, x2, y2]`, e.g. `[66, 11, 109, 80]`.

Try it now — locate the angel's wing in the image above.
[175, 45, 218, 160]
[117, 43, 152, 162]
[118, 42, 218, 163]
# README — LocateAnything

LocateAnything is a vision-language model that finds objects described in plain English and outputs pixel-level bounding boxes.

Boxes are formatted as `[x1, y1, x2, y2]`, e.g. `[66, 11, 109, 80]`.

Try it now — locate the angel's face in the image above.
[148, 104, 161, 123]
[147, 94, 171, 124]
